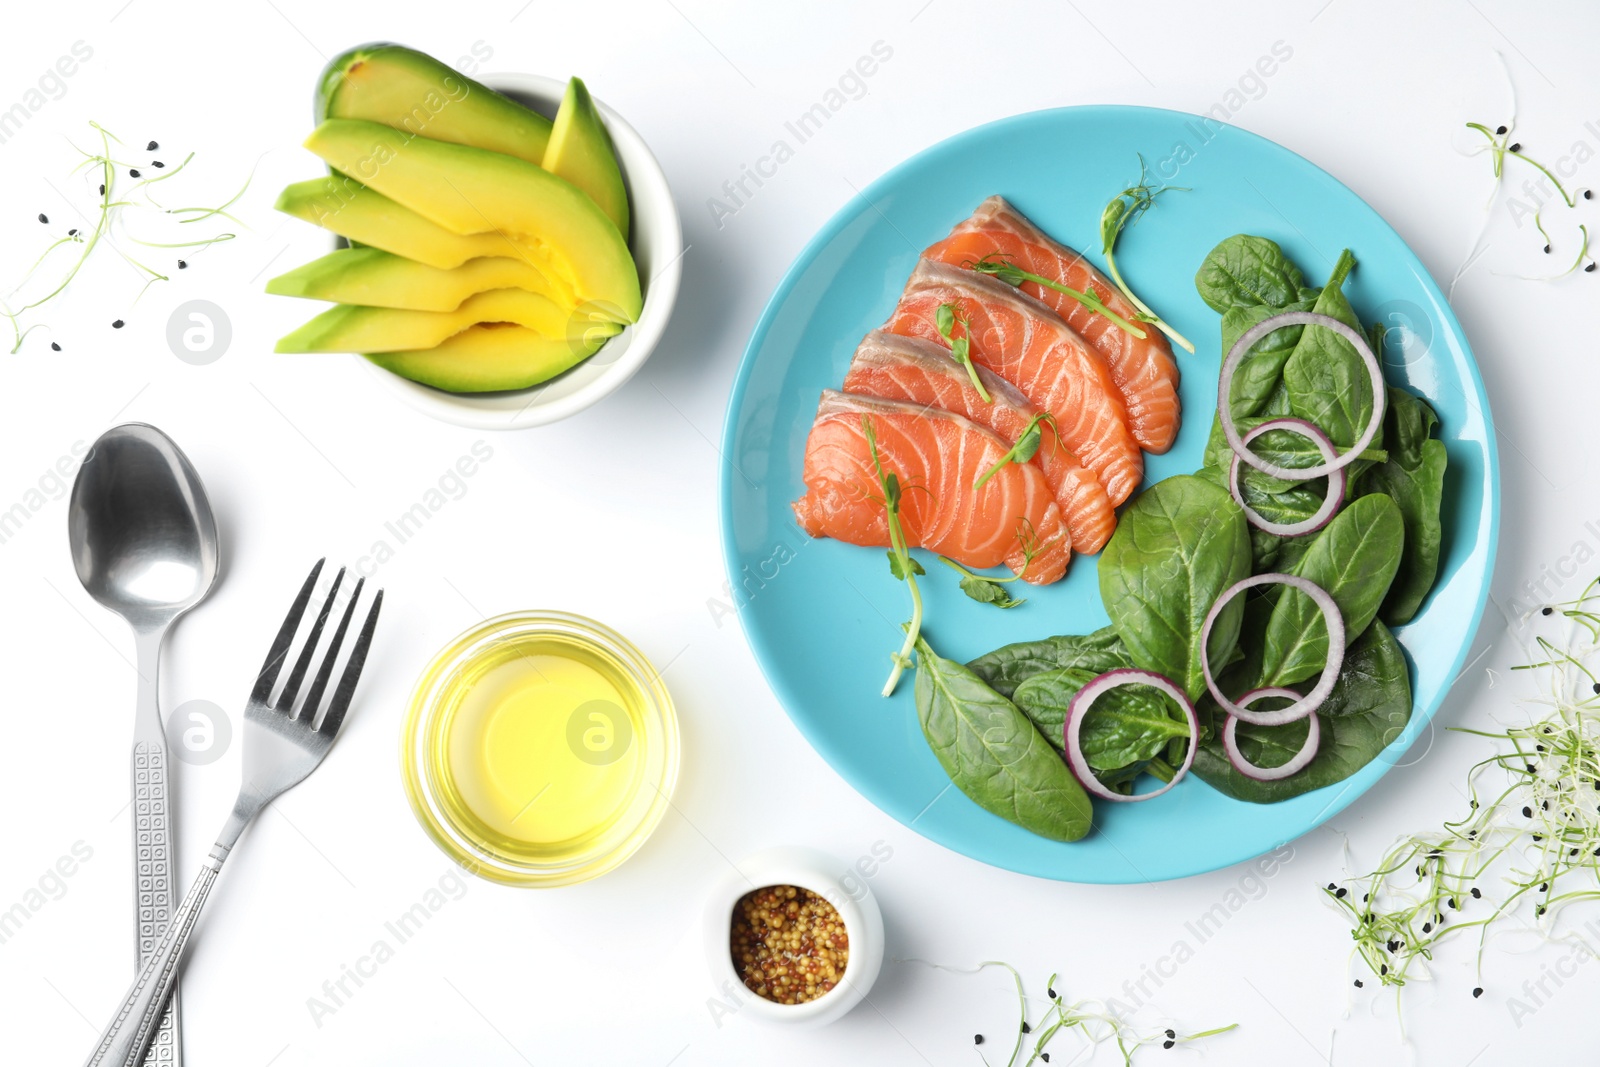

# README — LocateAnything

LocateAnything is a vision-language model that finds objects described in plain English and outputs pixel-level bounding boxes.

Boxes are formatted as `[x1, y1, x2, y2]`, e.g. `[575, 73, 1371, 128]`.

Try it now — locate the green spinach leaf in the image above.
[913, 638, 1092, 841]
[1191, 621, 1411, 803]
[1256, 493, 1405, 689]
[1282, 250, 1380, 450]
[1099, 475, 1252, 699]
[1359, 440, 1447, 625]
[1195, 234, 1306, 312]
[967, 626, 1128, 699]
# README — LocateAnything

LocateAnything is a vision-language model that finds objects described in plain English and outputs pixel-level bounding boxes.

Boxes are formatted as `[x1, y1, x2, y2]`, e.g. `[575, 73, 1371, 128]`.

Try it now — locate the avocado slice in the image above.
[318, 43, 552, 165]
[273, 179, 578, 305]
[366, 322, 618, 393]
[304, 119, 640, 323]
[274, 288, 611, 353]
[542, 77, 628, 237]
[267, 247, 571, 312]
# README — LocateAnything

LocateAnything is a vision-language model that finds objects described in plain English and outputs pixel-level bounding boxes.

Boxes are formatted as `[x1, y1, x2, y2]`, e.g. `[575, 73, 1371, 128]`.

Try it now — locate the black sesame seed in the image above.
[177, 260, 187, 270]
[37, 213, 47, 224]
[50, 342, 60, 351]
[1471, 888, 1482, 898]
[1336, 888, 1348, 899]
[111, 319, 124, 329]
[1473, 986, 1484, 998]
[129, 168, 140, 178]
[974, 1034, 984, 1046]
[152, 160, 164, 169]
[1496, 125, 1508, 135]
[147, 140, 158, 151]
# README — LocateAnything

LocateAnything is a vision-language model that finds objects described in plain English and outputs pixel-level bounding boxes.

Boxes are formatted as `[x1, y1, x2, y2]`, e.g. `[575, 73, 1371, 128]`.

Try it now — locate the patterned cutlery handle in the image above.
[132, 741, 180, 1066]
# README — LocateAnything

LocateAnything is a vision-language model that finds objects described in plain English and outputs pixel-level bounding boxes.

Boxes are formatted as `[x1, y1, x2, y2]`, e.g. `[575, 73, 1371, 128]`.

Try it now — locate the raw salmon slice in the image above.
[884, 259, 1144, 505]
[842, 331, 1117, 554]
[793, 391, 1069, 584]
[923, 196, 1182, 453]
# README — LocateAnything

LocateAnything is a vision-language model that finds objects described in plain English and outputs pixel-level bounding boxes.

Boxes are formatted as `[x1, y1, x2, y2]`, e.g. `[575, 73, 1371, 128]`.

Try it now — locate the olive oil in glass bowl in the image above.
[402, 612, 679, 886]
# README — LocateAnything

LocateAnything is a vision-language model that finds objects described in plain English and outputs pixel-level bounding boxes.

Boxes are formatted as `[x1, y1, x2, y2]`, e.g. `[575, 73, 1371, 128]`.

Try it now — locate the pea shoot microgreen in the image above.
[1330, 576, 1600, 1000]
[965, 253, 1148, 340]
[974, 412, 1057, 492]
[1099, 159, 1194, 353]
[939, 558, 1025, 610]
[863, 415, 925, 697]
[934, 302, 992, 402]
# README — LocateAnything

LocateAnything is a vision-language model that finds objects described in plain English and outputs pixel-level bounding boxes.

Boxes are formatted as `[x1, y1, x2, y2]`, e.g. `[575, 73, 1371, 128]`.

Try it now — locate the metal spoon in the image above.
[69, 424, 220, 1067]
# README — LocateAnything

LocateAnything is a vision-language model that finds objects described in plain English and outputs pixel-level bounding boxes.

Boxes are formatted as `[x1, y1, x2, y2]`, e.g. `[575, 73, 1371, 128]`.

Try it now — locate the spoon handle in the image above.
[132, 631, 180, 1066]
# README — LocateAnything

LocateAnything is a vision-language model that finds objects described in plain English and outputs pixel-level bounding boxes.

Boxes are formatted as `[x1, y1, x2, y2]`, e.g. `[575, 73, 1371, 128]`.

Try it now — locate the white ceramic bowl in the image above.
[701, 847, 885, 1028]
[360, 72, 682, 430]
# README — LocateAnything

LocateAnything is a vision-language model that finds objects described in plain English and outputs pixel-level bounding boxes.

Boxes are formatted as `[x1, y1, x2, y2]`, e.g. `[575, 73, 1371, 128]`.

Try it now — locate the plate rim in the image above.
[718, 102, 1502, 883]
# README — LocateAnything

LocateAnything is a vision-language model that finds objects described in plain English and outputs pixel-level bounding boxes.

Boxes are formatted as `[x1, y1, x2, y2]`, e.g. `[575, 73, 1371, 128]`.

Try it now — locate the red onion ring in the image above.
[1228, 417, 1347, 538]
[1200, 573, 1346, 724]
[1223, 698, 1322, 781]
[1064, 668, 1198, 803]
[1218, 311, 1386, 481]
[1229, 685, 1316, 727]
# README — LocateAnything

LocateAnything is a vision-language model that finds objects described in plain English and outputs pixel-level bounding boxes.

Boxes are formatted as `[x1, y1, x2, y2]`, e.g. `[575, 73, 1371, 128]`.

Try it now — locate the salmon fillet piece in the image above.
[924, 196, 1182, 453]
[884, 259, 1144, 505]
[792, 390, 1070, 584]
[842, 331, 1116, 554]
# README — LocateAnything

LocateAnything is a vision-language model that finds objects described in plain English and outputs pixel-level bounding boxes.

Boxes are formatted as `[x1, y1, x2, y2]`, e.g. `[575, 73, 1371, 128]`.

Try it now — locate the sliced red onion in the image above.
[1200, 573, 1346, 724]
[1064, 668, 1198, 803]
[1229, 685, 1316, 727]
[1218, 311, 1386, 481]
[1223, 701, 1322, 781]
[1228, 418, 1347, 538]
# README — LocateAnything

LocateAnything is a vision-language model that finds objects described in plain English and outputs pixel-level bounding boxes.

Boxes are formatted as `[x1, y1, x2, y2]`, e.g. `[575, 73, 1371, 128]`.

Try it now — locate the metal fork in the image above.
[82, 560, 382, 1067]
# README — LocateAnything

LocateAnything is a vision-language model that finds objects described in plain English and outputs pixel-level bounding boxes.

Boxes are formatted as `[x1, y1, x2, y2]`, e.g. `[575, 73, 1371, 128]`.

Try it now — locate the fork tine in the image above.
[276, 566, 345, 716]
[250, 559, 325, 706]
[317, 588, 382, 739]
[300, 576, 364, 725]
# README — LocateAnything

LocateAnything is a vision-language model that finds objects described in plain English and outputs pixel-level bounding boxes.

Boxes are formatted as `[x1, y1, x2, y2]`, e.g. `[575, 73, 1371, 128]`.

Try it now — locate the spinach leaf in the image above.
[1359, 439, 1447, 625]
[1218, 298, 1317, 421]
[1099, 475, 1252, 699]
[1012, 668, 1191, 770]
[1383, 387, 1440, 470]
[1195, 234, 1306, 312]
[967, 626, 1128, 698]
[1282, 250, 1380, 451]
[1256, 493, 1405, 689]
[913, 638, 1092, 842]
[1190, 621, 1411, 803]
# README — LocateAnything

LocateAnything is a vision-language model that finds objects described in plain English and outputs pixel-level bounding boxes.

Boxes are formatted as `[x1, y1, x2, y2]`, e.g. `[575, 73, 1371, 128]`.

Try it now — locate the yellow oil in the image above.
[433, 634, 645, 863]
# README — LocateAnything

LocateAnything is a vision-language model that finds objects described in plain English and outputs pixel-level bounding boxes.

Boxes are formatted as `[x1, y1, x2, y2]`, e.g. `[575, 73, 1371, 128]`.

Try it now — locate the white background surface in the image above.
[0, 1, 1596, 1064]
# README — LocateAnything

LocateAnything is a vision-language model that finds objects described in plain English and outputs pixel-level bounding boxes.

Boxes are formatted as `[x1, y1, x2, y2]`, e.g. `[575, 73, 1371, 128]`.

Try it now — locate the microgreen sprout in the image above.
[974, 412, 1057, 492]
[935, 302, 991, 402]
[940, 550, 1028, 611]
[917, 961, 1236, 1066]
[1098, 158, 1194, 353]
[1, 123, 244, 353]
[863, 415, 925, 697]
[965, 253, 1147, 339]
[1330, 575, 1600, 999]
[1466, 122, 1587, 209]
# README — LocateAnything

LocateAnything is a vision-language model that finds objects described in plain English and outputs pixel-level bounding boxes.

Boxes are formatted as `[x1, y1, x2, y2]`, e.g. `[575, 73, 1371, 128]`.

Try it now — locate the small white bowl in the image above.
[361, 72, 682, 430]
[701, 846, 885, 1028]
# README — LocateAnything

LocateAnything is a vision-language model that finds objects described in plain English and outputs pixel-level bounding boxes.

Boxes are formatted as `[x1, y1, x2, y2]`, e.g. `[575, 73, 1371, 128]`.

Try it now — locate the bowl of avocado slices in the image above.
[268, 44, 683, 429]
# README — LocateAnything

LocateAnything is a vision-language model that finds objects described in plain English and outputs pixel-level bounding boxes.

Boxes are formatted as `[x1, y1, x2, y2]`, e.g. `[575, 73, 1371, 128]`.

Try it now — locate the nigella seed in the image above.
[1336, 888, 1348, 899]
[1473, 987, 1484, 998]
[146, 140, 158, 151]
[112, 319, 124, 329]
[974, 1034, 984, 1046]
[50, 342, 60, 351]
[129, 168, 140, 178]
[37, 213, 47, 223]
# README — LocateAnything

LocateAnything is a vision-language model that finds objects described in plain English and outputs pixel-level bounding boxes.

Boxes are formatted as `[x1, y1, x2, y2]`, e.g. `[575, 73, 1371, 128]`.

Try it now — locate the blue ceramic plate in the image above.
[720, 106, 1498, 883]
